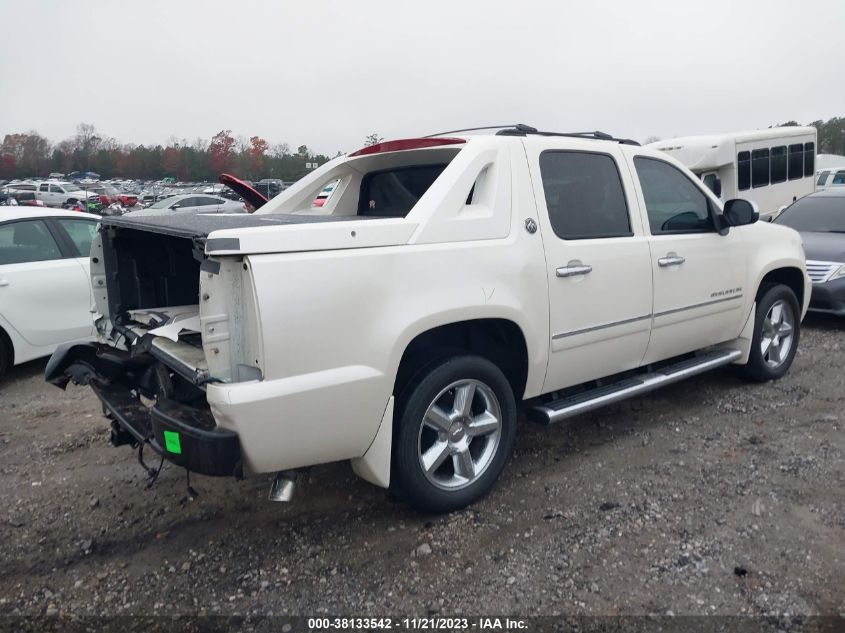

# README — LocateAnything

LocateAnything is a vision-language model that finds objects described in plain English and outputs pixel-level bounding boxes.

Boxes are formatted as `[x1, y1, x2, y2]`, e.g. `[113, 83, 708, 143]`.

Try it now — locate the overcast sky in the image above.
[1, 0, 843, 155]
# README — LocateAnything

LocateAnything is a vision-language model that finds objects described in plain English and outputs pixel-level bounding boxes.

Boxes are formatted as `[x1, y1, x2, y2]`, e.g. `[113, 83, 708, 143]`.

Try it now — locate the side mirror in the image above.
[723, 199, 759, 227]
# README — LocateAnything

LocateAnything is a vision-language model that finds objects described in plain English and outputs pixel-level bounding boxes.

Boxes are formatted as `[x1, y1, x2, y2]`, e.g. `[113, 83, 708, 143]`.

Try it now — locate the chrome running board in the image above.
[529, 348, 742, 425]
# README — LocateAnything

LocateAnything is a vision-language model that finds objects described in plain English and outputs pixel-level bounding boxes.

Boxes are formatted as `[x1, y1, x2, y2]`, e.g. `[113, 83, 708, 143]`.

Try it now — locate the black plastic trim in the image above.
[205, 237, 240, 252]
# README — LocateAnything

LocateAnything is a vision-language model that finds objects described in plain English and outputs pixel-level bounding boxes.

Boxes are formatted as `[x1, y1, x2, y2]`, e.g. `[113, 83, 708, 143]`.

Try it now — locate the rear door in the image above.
[196, 196, 223, 213]
[526, 141, 653, 391]
[629, 155, 748, 363]
[38, 182, 52, 205]
[0, 218, 94, 349]
[49, 184, 66, 206]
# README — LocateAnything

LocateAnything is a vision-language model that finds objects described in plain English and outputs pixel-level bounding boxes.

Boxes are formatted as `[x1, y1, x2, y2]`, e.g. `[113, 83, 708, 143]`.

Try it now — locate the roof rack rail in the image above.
[424, 123, 640, 146]
[496, 125, 641, 146]
[423, 124, 529, 138]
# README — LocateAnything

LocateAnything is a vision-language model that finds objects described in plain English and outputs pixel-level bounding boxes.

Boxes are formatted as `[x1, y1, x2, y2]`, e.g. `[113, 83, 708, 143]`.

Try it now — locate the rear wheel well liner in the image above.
[393, 318, 529, 403]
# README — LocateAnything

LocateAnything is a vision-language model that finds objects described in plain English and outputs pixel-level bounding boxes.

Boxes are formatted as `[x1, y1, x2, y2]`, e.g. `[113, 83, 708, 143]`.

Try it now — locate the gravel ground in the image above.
[0, 314, 843, 621]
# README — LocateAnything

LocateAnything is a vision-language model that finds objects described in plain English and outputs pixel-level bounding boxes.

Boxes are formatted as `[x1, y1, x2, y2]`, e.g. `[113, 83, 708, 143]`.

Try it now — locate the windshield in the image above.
[148, 197, 177, 209]
[774, 196, 845, 232]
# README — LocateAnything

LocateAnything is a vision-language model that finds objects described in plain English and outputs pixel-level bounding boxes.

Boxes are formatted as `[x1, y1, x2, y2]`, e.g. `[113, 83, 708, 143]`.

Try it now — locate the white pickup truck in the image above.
[47, 125, 810, 513]
[33, 181, 97, 207]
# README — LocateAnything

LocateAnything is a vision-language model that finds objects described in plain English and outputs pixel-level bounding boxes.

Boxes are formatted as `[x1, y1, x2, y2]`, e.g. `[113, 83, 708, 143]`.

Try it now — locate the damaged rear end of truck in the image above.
[44, 135, 517, 503]
[45, 212, 275, 480]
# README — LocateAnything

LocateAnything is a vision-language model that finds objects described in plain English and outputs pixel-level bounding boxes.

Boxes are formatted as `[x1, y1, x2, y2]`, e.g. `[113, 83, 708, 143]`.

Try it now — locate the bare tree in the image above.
[270, 142, 290, 158]
[365, 132, 383, 146]
[74, 123, 101, 170]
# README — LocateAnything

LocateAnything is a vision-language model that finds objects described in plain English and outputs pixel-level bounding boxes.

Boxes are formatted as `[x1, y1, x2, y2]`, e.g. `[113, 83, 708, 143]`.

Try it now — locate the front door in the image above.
[629, 155, 748, 364]
[527, 142, 654, 392]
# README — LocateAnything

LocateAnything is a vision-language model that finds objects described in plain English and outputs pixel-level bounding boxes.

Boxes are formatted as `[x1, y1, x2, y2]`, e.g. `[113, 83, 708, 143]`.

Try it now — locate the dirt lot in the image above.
[1, 314, 843, 621]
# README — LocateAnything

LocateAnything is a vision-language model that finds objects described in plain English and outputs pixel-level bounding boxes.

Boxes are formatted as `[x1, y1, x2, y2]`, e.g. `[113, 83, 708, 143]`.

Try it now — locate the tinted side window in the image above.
[359, 165, 447, 218]
[833, 170, 845, 185]
[816, 170, 830, 186]
[539, 151, 631, 239]
[737, 151, 751, 191]
[56, 219, 98, 257]
[702, 173, 722, 197]
[0, 220, 62, 265]
[40, 183, 50, 192]
[634, 157, 715, 234]
[804, 142, 815, 176]
[788, 144, 803, 180]
[770, 146, 787, 183]
[751, 149, 769, 188]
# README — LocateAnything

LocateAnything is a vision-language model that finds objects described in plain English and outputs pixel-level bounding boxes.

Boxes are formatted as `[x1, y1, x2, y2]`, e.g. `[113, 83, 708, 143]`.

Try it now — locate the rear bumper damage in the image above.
[46, 343, 242, 478]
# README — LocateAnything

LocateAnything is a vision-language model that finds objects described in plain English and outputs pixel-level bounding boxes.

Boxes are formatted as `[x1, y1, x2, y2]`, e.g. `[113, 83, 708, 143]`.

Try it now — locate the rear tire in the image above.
[740, 284, 800, 382]
[392, 355, 517, 513]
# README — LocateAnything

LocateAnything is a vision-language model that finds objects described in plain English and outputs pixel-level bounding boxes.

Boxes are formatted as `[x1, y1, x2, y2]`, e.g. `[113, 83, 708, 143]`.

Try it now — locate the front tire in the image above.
[740, 284, 800, 382]
[393, 355, 517, 513]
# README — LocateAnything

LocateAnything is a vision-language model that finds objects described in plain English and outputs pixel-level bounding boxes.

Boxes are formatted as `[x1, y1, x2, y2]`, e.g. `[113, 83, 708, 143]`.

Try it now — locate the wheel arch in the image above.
[757, 266, 805, 309]
[0, 323, 14, 372]
[392, 317, 530, 402]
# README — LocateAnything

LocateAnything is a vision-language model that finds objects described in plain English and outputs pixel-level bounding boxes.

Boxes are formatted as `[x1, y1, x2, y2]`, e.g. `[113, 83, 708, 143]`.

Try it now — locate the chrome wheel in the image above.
[417, 379, 502, 491]
[760, 299, 795, 368]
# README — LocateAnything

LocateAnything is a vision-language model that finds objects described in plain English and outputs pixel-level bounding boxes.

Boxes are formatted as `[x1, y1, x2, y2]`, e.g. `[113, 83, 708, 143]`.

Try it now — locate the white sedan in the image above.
[0, 208, 100, 377]
[130, 194, 247, 216]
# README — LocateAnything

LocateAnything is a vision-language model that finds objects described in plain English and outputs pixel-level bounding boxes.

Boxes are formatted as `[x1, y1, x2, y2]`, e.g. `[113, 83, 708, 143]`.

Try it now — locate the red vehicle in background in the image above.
[84, 184, 139, 208]
[116, 193, 138, 207]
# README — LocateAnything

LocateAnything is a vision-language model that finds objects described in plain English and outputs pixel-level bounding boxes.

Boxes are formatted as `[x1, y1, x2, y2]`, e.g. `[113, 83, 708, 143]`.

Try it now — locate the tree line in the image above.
[2, 119, 843, 183]
[776, 117, 845, 155]
[0, 124, 339, 182]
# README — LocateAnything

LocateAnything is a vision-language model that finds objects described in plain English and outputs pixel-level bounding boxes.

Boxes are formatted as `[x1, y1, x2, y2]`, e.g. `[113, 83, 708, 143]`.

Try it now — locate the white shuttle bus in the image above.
[647, 126, 817, 221]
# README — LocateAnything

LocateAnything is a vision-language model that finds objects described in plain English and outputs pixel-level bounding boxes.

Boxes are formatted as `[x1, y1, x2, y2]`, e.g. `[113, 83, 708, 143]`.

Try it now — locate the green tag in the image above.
[163, 430, 182, 454]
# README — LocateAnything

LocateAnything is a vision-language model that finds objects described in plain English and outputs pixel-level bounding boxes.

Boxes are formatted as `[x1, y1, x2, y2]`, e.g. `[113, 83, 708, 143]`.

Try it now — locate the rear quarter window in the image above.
[358, 164, 448, 217]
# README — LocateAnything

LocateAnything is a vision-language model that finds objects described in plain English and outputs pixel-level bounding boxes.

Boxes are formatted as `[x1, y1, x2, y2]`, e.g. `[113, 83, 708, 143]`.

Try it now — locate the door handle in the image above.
[556, 264, 593, 278]
[0, 278, 9, 287]
[658, 255, 686, 267]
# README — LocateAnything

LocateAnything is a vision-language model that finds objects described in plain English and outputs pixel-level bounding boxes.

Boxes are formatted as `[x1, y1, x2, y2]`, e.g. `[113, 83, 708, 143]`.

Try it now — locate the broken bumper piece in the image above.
[45, 343, 242, 478]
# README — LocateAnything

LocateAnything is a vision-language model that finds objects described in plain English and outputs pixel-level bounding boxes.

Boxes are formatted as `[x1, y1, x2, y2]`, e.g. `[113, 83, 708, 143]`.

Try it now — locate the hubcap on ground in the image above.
[418, 379, 502, 490]
[760, 299, 794, 368]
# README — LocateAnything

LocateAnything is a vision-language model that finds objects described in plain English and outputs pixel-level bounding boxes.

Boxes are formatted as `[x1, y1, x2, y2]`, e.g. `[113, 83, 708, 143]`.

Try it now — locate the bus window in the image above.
[702, 172, 722, 197]
[770, 146, 787, 183]
[804, 143, 815, 176]
[752, 149, 769, 188]
[788, 144, 803, 180]
[737, 151, 751, 191]
[817, 170, 830, 186]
